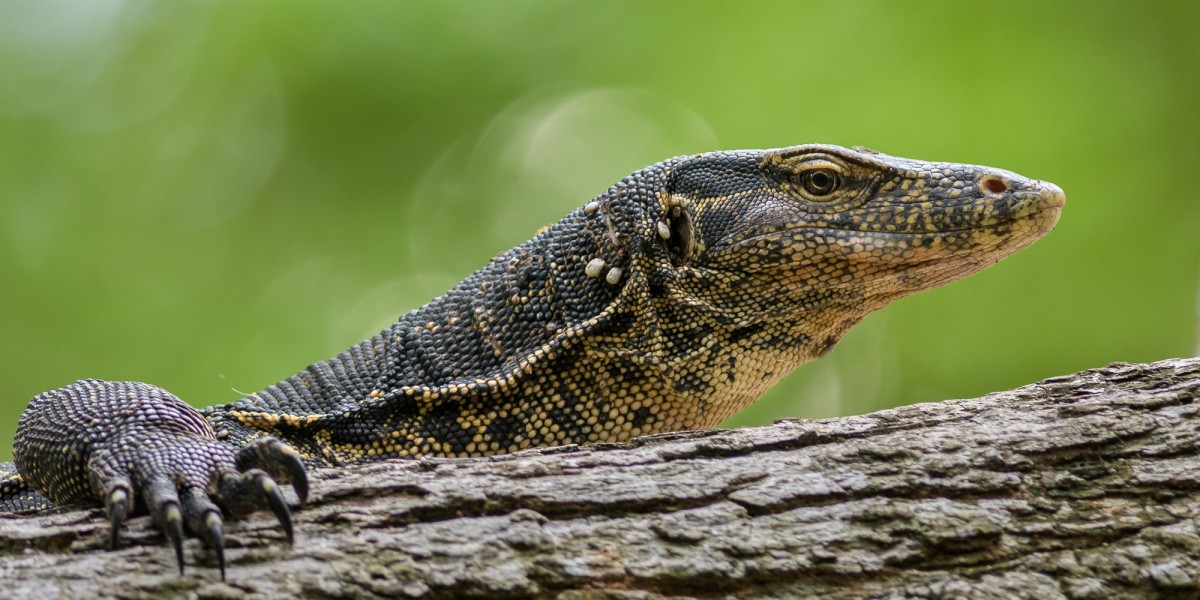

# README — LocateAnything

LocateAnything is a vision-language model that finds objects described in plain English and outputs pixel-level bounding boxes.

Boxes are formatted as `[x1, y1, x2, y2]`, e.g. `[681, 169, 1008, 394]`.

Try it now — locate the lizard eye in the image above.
[801, 169, 840, 197]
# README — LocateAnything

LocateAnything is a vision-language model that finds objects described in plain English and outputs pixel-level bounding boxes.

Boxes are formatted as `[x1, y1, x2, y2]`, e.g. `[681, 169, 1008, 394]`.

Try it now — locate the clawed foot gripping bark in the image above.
[1, 357, 1199, 599]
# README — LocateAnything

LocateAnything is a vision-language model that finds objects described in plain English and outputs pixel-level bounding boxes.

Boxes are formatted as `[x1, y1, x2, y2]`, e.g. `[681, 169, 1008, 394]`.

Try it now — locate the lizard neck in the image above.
[212, 165, 679, 460]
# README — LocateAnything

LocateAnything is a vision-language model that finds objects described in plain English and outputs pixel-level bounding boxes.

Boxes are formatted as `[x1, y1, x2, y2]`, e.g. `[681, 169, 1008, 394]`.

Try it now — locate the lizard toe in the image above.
[207, 513, 226, 581]
[235, 437, 309, 506]
[179, 486, 226, 581]
[103, 485, 131, 550]
[141, 475, 187, 574]
[219, 468, 295, 545]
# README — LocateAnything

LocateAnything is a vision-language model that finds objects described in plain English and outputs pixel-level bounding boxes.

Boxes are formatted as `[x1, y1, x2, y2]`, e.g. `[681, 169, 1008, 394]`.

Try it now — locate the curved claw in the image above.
[164, 503, 185, 575]
[237, 437, 309, 506]
[285, 453, 309, 506]
[104, 487, 129, 550]
[180, 485, 230, 580]
[260, 476, 294, 545]
[205, 512, 226, 581]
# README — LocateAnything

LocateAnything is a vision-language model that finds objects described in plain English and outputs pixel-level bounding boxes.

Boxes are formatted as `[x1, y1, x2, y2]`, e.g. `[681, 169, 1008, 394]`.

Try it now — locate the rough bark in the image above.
[2, 358, 1200, 599]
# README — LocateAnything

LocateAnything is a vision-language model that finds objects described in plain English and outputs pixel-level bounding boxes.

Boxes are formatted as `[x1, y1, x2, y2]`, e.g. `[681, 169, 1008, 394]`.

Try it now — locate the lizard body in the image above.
[0, 144, 1063, 577]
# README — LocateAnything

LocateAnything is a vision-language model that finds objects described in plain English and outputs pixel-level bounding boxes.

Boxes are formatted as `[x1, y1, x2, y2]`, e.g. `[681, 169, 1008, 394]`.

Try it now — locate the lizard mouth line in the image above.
[723, 210, 1054, 250]
[720, 187, 1063, 250]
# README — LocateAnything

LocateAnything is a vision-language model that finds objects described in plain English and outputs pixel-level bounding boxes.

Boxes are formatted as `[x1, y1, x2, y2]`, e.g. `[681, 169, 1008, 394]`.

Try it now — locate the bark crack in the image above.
[3, 357, 1200, 599]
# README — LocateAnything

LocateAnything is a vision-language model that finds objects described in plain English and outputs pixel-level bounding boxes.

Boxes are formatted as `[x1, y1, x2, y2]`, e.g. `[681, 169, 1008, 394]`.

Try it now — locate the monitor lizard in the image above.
[0, 144, 1064, 579]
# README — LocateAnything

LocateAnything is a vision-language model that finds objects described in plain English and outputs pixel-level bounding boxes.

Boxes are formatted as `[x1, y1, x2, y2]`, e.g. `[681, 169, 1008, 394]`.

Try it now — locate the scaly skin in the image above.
[1, 144, 1063, 578]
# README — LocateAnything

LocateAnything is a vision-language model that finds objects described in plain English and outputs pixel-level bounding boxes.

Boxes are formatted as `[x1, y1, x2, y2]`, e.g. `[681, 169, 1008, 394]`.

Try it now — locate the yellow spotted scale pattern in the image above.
[0, 145, 1062, 573]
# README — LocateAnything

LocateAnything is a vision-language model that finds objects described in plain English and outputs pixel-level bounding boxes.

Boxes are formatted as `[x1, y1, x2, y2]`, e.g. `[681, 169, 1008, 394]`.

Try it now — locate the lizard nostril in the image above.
[981, 177, 1008, 194]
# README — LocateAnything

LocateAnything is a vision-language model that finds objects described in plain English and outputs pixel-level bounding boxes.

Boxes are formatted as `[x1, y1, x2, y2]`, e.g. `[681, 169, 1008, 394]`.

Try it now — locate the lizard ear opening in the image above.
[666, 204, 694, 266]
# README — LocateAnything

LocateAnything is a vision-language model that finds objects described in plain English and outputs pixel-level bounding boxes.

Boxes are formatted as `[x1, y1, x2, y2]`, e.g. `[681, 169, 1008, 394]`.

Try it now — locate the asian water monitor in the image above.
[1, 144, 1064, 578]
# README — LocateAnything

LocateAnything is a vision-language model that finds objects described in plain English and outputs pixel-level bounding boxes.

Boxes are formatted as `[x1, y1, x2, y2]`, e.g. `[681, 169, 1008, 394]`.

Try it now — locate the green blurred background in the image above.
[2, 1, 1197, 460]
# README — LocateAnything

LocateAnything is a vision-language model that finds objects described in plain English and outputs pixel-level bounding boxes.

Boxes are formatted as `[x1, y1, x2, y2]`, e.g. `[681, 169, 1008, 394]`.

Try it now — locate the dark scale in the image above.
[1, 144, 1064, 578]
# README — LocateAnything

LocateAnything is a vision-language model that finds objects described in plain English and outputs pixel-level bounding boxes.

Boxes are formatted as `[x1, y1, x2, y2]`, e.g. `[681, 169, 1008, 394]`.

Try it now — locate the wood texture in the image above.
[2, 358, 1199, 599]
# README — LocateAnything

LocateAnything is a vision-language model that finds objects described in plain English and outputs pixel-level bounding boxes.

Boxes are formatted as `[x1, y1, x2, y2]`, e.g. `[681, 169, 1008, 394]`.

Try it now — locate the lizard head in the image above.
[656, 144, 1064, 333]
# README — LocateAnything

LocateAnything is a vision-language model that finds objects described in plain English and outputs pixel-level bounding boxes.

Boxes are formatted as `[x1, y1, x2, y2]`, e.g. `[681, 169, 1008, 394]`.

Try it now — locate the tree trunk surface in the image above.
[2, 358, 1200, 599]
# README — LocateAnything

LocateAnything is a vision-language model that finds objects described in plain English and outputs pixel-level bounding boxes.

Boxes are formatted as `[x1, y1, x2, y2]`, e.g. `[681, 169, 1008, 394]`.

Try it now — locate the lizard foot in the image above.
[14, 380, 308, 580]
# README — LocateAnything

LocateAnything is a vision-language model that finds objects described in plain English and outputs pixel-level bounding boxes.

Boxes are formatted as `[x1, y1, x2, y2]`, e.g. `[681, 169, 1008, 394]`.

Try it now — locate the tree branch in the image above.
[3, 358, 1200, 599]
